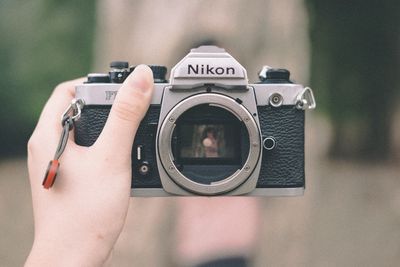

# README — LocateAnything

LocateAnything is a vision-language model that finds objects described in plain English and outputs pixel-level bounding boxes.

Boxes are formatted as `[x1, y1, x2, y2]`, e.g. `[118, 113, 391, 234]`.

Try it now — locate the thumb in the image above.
[95, 65, 154, 160]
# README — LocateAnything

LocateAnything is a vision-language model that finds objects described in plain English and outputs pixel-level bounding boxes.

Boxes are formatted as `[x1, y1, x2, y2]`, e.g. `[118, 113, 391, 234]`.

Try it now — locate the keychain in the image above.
[42, 99, 84, 189]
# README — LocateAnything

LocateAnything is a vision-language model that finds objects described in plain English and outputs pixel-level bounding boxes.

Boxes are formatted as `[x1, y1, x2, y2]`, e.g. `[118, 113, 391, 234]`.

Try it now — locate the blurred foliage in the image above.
[0, 0, 96, 157]
[307, 0, 400, 160]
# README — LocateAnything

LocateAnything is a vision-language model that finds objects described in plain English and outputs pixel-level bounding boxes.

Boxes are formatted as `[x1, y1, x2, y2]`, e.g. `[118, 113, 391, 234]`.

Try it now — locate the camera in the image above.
[74, 46, 316, 196]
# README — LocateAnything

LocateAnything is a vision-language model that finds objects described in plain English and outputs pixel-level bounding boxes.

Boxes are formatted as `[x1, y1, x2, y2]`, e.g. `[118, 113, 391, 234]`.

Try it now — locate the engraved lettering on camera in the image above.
[105, 91, 117, 101]
[187, 64, 236, 75]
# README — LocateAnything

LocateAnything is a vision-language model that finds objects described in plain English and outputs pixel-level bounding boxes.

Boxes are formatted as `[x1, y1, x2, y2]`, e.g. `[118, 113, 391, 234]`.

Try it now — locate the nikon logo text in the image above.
[187, 64, 235, 75]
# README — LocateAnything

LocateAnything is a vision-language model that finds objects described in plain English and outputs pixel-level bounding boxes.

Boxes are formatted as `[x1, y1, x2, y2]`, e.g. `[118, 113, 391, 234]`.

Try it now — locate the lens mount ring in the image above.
[158, 93, 261, 195]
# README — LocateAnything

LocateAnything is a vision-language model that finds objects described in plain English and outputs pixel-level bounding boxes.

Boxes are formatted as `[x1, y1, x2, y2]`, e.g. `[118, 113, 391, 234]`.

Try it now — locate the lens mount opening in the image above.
[158, 93, 261, 195]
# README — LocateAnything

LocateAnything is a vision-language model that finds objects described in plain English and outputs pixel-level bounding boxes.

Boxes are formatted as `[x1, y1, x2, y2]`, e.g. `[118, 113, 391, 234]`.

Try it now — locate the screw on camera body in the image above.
[168, 165, 175, 172]
[138, 163, 150, 175]
[269, 93, 283, 107]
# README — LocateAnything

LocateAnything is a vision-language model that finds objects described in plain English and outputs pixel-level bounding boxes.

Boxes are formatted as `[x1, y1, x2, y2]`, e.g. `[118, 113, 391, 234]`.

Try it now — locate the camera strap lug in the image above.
[61, 98, 85, 122]
[42, 99, 85, 189]
[296, 87, 316, 110]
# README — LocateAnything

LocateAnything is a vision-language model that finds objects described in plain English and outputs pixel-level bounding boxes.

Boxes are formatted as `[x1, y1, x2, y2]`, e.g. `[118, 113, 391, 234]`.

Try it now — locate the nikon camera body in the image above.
[74, 46, 316, 196]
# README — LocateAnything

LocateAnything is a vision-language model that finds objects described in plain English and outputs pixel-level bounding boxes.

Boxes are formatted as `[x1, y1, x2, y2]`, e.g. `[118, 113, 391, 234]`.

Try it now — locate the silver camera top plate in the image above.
[169, 46, 248, 90]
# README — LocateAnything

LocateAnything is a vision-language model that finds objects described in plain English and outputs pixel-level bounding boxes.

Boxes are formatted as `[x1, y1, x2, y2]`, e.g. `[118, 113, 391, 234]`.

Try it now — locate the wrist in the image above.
[26, 233, 113, 266]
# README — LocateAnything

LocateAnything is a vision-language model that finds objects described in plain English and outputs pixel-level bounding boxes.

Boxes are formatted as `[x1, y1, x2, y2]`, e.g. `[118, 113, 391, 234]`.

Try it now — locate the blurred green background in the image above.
[0, 0, 96, 156]
[0, 0, 399, 266]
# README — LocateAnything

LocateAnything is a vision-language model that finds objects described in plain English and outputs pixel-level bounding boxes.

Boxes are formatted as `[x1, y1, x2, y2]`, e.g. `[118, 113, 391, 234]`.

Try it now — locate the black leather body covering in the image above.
[75, 105, 305, 189]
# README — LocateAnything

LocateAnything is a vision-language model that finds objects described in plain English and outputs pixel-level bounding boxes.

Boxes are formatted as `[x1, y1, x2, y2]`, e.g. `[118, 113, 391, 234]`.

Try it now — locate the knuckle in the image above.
[113, 100, 145, 122]
[113, 89, 151, 122]
[125, 83, 150, 100]
[53, 81, 74, 97]
[27, 134, 38, 155]
[54, 82, 68, 93]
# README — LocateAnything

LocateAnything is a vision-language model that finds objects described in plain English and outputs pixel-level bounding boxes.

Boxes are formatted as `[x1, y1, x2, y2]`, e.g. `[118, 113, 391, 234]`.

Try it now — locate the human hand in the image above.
[25, 65, 154, 266]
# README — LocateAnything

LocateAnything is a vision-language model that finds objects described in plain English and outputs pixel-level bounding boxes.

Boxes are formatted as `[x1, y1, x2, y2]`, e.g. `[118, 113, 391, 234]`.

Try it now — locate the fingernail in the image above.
[128, 64, 154, 93]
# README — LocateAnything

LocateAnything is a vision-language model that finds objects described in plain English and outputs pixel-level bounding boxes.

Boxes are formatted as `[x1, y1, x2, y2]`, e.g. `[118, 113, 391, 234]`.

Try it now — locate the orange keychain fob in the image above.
[43, 160, 60, 189]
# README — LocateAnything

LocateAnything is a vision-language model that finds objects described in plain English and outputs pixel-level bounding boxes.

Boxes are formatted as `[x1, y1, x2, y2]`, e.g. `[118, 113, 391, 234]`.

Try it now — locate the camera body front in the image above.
[74, 46, 315, 196]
